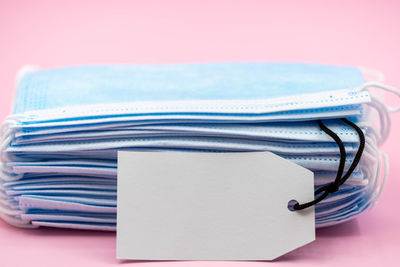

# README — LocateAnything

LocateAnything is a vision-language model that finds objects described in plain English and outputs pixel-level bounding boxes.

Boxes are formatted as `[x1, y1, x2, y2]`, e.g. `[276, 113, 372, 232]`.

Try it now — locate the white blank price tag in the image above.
[117, 151, 315, 260]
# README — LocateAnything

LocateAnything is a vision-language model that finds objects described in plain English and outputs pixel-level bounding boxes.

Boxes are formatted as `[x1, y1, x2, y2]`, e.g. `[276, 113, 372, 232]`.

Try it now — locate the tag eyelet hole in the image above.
[287, 199, 298, 212]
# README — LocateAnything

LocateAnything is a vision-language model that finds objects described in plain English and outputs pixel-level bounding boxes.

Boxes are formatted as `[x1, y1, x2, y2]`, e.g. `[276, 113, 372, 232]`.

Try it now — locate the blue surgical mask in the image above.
[0, 63, 396, 230]
[14, 63, 367, 114]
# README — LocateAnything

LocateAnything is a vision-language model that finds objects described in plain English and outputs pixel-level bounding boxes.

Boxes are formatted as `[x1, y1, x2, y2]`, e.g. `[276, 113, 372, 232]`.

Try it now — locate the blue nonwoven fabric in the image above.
[0, 63, 386, 231]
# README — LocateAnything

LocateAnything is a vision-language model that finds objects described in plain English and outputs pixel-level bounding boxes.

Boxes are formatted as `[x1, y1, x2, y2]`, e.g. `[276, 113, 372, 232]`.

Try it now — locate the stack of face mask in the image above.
[0, 63, 396, 231]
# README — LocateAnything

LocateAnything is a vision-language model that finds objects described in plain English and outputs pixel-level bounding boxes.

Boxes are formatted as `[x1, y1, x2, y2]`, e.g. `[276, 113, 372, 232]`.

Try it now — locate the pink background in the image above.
[1, 0, 400, 266]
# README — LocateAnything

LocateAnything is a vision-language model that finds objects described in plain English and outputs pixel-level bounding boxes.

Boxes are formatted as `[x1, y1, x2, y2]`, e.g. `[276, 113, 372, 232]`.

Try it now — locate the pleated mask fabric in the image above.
[0, 63, 397, 230]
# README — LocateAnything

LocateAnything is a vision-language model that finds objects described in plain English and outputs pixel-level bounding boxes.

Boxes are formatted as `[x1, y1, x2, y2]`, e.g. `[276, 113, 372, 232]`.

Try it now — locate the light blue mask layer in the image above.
[13, 120, 364, 144]
[13, 184, 369, 230]
[14, 63, 364, 114]
[1, 63, 373, 230]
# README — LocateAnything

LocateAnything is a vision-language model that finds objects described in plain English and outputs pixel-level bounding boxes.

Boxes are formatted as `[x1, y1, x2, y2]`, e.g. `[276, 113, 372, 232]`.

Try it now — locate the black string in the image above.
[293, 118, 365, 211]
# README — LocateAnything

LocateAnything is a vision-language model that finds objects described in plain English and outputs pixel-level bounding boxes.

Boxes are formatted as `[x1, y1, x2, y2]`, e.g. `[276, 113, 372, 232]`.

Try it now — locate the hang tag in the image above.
[117, 151, 315, 260]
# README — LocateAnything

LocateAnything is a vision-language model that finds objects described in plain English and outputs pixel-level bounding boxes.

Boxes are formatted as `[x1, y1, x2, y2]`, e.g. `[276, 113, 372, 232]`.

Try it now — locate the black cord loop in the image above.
[293, 118, 365, 211]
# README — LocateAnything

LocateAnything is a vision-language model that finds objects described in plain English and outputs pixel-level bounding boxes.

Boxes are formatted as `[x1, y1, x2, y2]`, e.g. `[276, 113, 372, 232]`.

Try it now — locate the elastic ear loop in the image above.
[1, 114, 26, 163]
[369, 150, 389, 208]
[366, 96, 391, 145]
[0, 114, 27, 180]
[338, 150, 388, 219]
[0, 212, 37, 229]
[293, 118, 365, 211]
[357, 81, 400, 145]
[360, 81, 400, 113]
[346, 82, 393, 209]
[323, 140, 388, 221]
[358, 67, 385, 82]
